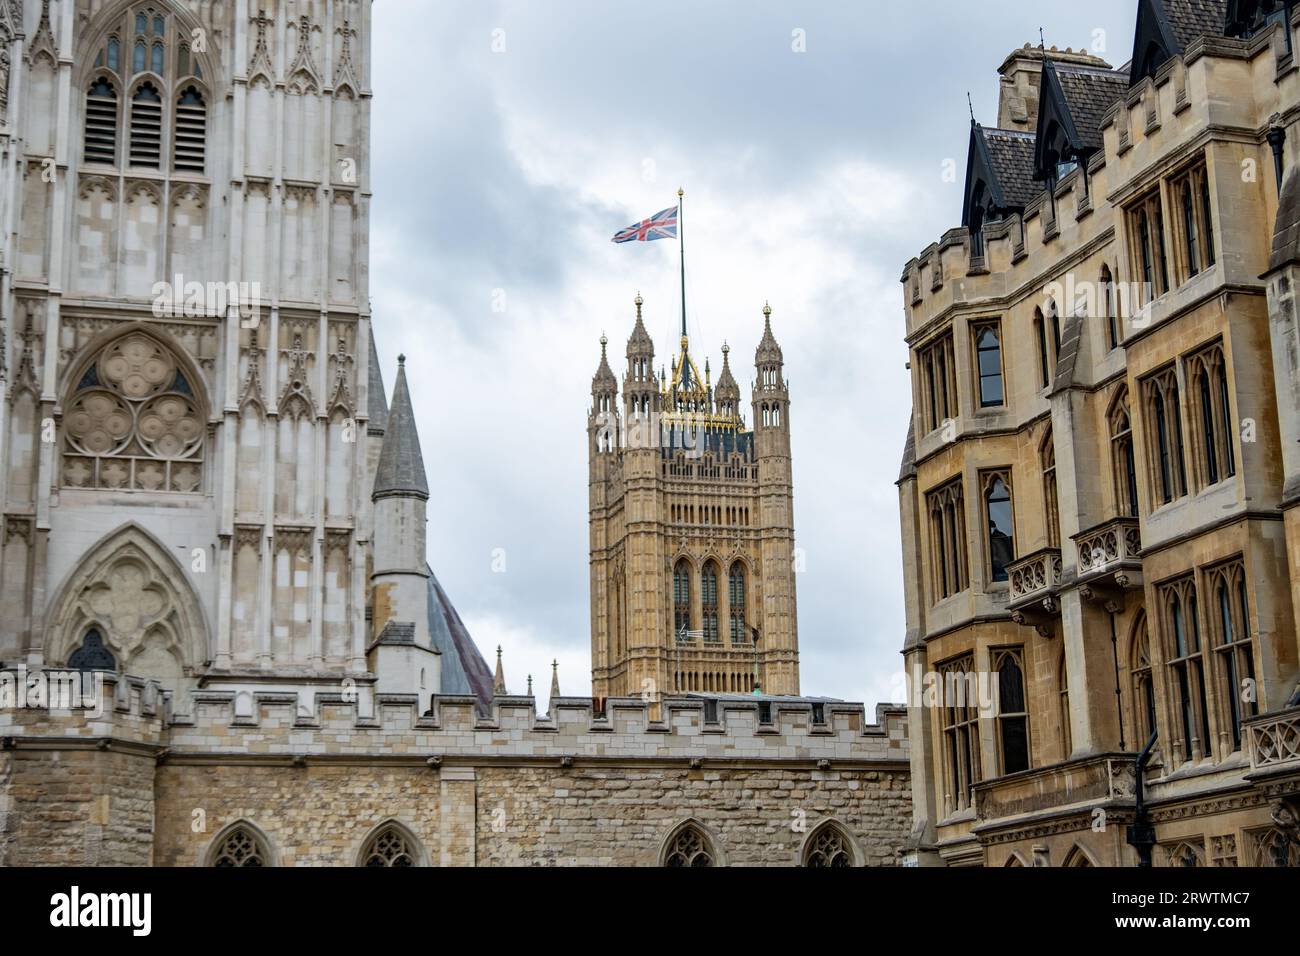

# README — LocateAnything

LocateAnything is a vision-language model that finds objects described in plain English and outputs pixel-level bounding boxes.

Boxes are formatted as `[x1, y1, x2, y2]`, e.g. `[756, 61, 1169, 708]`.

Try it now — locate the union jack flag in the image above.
[612, 206, 678, 243]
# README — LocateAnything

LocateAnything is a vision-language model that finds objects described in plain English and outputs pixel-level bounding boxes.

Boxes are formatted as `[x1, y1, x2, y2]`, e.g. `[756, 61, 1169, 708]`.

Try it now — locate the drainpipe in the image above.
[1268, 125, 1287, 196]
[1126, 730, 1159, 867]
[1109, 610, 1126, 751]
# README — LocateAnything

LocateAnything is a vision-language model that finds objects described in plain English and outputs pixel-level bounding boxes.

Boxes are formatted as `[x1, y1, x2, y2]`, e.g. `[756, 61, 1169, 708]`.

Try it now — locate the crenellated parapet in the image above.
[0, 670, 908, 765]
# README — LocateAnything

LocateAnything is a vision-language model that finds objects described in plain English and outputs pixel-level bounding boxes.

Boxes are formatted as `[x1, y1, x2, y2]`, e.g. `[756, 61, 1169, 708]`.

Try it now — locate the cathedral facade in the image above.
[898, 0, 1300, 867]
[0, 0, 910, 867]
[587, 298, 800, 700]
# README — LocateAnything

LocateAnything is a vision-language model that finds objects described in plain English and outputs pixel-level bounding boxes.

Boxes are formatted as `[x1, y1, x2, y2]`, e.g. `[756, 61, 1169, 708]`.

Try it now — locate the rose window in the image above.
[62, 334, 204, 493]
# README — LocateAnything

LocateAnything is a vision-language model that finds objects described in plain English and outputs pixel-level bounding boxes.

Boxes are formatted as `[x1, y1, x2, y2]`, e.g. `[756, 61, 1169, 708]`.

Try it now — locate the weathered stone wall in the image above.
[0, 674, 912, 866]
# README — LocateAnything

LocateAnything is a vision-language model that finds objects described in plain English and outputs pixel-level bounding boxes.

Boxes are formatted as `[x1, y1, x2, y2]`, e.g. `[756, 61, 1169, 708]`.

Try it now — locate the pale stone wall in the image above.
[0, 674, 912, 866]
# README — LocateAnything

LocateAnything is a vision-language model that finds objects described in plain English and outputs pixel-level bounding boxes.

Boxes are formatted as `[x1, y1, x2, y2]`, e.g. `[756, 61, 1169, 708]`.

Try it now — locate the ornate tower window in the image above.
[1041, 429, 1059, 549]
[701, 561, 719, 643]
[1186, 342, 1235, 490]
[82, 5, 208, 176]
[62, 333, 205, 493]
[926, 478, 968, 601]
[728, 561, 747, 643]
[359, 824, 422, 867]
[662, 822, 716, 867]
[673, 559, 692, 640]
[209, 823, 271, 867]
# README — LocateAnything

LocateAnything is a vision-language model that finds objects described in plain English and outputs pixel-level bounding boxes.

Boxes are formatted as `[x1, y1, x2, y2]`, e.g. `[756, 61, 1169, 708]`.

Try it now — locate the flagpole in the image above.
[678, 187, 687, 341]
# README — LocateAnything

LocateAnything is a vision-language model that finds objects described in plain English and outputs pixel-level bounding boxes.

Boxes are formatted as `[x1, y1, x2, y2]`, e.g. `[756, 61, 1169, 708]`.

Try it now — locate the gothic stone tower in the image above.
[588, 295, 799, 700]
[0, 0, 420, 709]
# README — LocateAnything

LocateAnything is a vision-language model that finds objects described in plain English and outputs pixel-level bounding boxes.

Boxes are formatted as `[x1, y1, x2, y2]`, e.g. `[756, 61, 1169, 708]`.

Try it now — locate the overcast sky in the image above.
[368, 0, 1139, 710]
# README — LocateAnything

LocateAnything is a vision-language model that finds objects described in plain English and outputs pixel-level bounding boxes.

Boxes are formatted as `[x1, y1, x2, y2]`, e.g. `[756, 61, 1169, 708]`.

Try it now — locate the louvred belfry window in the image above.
[173, 85, 206, 172]
[81, 7, 208, 177]
[84, 78, 119, 165]
[129, 82, 163, 168]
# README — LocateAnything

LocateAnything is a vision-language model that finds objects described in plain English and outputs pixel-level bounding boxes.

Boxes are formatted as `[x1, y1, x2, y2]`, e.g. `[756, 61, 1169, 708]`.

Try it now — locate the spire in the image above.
[592, 333, 616, 391]
[367, 327, 388, 435]
[373, 355, 429, 501]
[715, 342, 740, 402]
[493, 645, 506, 696]
[527, 674, 534, 697]
[549, 659, 561, 701]
[627, 293, 653, 356]
[756, 302, 784, 365]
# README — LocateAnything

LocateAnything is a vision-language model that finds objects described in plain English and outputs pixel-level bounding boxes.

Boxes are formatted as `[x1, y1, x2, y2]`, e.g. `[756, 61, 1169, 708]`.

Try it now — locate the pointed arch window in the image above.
[359, 824, 423, 867]
[85, 7, 206, 177]
[701, 562, 720, 644]
[673, 559, 692, 640]
[973, 322, 1004, 408]
[209, 824, 271, 867]
[1033, 308, 1052, 389]
[84, 78, 120, 165]
[1041, 430, 1059, 549]
[68, 629, 118, 672]
[173, 85, 207, 172]
[1131, 613, 1157, 745]
[61, 333, 205, 493]
[1163, 578, 1211, 764]
[1058, 650, 1072, 757]
[1208, 561, 1257, 753]
[1144, 366, 1187, 506]
[1109, 388, 1140, 517]
[994, 648, 1030, 774]
[803, 822, 855, 867]
[1129, 189, 1169, 301]
[983, 471, 1015, 584]
[937, 654, 981, 814]
[662, 823, 716, 867]
[1101, 264, 1119, 350]
[1187, 342, 1235, 490]
[728, 562, 747, 643]
[129, 82, 163, 168]
[927, 479, 968, 601]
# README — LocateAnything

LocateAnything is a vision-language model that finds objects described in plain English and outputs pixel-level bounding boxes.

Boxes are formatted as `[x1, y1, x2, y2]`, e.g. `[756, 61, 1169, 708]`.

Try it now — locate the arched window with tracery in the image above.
[1109, 388, 1140, 518]
[983, 471, 1015, 583]
[994, 647, 1030, 774]
[359, 823, 423, 867]
[728, 561, 747, 643]
[1207, 561, 1257, 753]
[68, 628, 118, 672]
[62, 333, 205, 493]
[673, 559, 692, 640]
[1130, 612, 1157, 745]
[662, 822, 716, 867]
[701, 561, 719, 643]
[208, 822, 272, 867]
[83, 5, 209, 175]
[1163, 578, 1210, 764]
[1041, 429, 1059, 549]
[803, 822, 856, 867]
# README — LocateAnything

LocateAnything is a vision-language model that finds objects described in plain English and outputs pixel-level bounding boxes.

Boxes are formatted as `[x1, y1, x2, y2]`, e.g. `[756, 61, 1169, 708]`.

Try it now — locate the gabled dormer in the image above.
[962, 122, 1038, 254]
[1130, 0, 1234, 86]
[1033, 58, 1127, 189]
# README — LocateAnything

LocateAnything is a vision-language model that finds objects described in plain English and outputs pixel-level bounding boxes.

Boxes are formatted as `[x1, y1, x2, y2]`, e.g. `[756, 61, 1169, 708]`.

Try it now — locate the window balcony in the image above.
[1073, 517, 1143, 608]
[1246, 706, 1300, 775]
[1007, 547, 1062, 637]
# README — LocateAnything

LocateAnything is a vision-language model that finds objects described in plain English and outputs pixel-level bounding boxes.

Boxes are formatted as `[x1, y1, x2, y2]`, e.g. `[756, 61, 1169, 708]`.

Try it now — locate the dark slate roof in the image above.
[1269, 167, 1300, 271]
[1164, 0, 1230, 49]
[427, 566, 495, 711]
[1054, 64, 1129, 151]
[982, 127, 1040, 208]
[367, 328, 388, 434]
[369, 620, 416, 650]
[373, 358, 429, 500]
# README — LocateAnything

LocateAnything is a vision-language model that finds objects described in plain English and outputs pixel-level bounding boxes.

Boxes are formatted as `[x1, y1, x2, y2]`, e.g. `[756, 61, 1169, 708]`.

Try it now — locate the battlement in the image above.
[0, 670, 908, 765]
